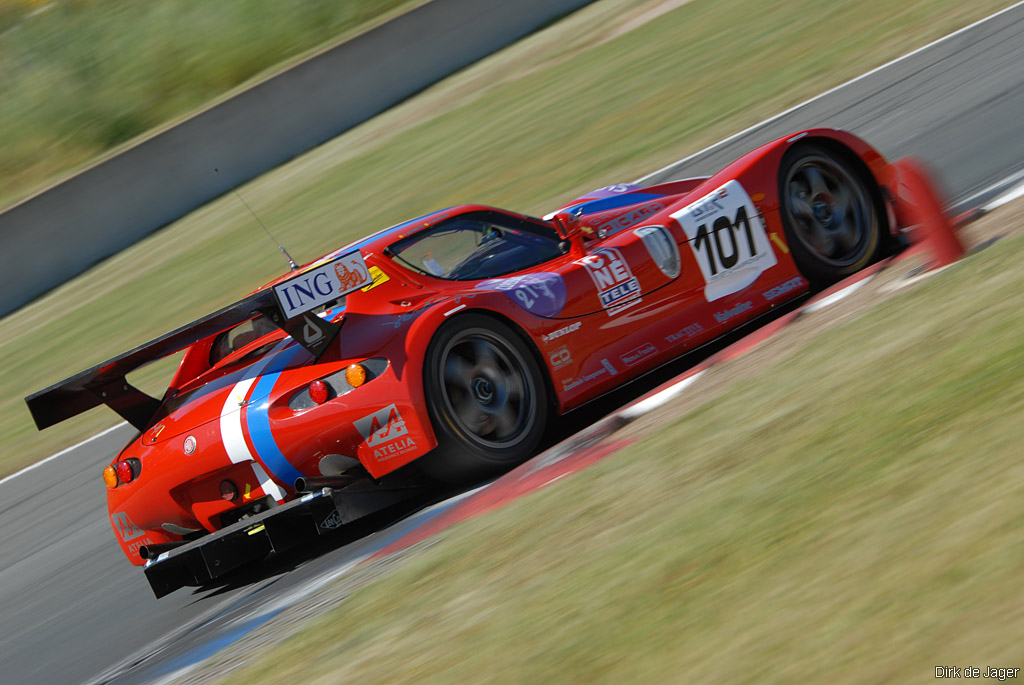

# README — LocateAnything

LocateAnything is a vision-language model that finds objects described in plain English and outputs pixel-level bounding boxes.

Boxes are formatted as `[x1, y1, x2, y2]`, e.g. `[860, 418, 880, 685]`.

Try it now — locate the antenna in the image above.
[216, 168, 298, 271]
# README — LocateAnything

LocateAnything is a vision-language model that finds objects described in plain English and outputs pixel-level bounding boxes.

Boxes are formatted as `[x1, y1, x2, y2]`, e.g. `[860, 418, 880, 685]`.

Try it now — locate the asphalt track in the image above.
[2, 4, 1024, 683]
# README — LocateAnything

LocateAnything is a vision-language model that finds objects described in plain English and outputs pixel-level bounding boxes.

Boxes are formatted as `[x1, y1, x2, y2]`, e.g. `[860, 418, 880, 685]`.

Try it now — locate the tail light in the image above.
[105, 458, 142, 488]
[115, 461, 134, 483]
[289, 358, 389, 411]
[345, 363, 367, 388]
[309, 379, 330, 405]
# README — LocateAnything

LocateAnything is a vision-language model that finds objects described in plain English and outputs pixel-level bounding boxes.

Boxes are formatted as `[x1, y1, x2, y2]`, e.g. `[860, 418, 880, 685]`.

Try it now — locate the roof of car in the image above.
[255, 204, 547, 292]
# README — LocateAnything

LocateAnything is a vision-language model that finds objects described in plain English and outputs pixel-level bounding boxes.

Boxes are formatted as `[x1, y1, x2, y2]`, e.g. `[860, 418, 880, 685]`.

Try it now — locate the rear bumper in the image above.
[144, 477, 426, 598]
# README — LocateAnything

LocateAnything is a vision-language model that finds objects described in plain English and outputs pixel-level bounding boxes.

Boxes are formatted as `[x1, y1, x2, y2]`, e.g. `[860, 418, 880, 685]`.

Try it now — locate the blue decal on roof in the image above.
[572, 193, 665, 216]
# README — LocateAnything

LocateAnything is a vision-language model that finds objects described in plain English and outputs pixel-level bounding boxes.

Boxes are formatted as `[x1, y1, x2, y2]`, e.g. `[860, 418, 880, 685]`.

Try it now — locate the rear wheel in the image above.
[418, 314, 548, 483]
[779, 144, 883, 286]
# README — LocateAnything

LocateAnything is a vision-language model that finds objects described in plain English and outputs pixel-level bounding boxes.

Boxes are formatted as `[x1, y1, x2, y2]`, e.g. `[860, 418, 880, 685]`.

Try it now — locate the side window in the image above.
[389, 212, 563, 281]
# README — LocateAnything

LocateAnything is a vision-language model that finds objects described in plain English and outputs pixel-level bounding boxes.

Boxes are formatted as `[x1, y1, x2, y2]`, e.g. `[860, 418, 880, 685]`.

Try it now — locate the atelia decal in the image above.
[354, 404, 417, 460]
[111, 512, 146, 542]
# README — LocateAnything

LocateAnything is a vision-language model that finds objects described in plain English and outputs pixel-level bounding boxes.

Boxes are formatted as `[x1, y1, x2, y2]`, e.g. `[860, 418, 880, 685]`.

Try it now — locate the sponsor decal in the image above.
[112, 512, 146, 542]
[319, 511, 344, 531]
[354, 404, 417, 460]
[594, 183, 639, 195]
[562, 359, 617, 391]
[714, 301, 753, 324]
[370, 437, 418, 460]
[549, 346, 572, 369]
[477, 272, 566, 318]
[671, 180, 777, 301]
[542, 321, 581, 343]
[127, 538, 152, 557]
[579, 248, 642, 316]
[620, 342, 658, 366]
[360, 265, 390, 292]
[634, 225, 681, 278]
[183, 435, 196, 455]
[301, 314, 326, 345]
[334, 260, 365, 291]
[762, 276, 806, 301]
[274, 251, 372, 320]
[588, 202, 665, 236]
[666, 323, 705, 343]
[355, 404, 408, 446]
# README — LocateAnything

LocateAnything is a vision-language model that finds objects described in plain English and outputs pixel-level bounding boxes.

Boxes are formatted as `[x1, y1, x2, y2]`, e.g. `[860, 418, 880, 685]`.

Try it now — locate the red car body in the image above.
[27, 128, 913, 595]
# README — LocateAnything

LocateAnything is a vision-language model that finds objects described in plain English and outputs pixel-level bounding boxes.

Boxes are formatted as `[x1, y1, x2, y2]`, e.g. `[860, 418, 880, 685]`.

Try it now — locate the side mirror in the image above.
[551, 209, 587, 257]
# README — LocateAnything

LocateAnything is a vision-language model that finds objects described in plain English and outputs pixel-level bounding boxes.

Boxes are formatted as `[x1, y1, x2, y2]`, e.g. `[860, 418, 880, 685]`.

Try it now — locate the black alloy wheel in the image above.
[779, 144, 884, 285]
[419, 314, 547, 483]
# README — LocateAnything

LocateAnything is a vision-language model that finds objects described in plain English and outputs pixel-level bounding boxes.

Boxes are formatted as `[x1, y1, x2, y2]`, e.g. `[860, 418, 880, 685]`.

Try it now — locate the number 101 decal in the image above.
[671, 180, 777, 302]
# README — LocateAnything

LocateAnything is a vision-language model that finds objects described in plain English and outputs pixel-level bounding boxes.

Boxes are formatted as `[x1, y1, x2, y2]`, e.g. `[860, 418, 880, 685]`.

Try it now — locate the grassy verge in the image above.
[217, 233, 1024, 684]
[0, 0, 424, 209]
[0, 0, 1014, 475]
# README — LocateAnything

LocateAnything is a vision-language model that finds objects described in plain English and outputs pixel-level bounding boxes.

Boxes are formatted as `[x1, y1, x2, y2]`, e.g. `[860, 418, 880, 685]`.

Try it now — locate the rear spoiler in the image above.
[26, 251, 373, 432]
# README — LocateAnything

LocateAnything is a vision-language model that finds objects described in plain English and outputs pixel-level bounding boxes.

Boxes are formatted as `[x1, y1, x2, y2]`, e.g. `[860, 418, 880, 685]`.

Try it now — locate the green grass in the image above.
[0, 0, 1014, 476]
[215, 234, 1024, 684]
[0, 0, 424, 209]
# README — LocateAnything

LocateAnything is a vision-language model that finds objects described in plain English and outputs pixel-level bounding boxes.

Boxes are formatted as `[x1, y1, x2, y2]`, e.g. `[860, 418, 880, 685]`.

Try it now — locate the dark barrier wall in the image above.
[0, 0, 594, 317]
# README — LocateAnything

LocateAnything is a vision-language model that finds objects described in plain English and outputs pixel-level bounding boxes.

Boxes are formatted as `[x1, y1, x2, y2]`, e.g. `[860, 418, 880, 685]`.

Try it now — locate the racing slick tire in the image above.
[419, 313, 548, 484]
[778, 143, 884, 286]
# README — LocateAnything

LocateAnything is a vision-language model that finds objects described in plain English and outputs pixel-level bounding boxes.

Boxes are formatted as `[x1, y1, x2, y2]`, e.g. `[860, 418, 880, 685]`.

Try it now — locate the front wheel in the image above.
[778, 144, 884, 286]
[418, 314, 548, 483]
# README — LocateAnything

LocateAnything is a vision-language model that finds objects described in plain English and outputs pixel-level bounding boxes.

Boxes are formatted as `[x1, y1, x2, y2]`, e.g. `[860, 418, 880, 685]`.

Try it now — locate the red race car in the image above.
[27, 128, 918, 597]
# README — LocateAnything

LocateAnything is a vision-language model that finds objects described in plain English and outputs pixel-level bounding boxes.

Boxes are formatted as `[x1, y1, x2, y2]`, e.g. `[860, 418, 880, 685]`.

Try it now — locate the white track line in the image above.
[0, 422, 127, 489]
[12, 1, 1024, 490]
[958, 167, 1024, 209]
[619, 371, 706, 419]
[983, 178, 1024, 211]
[802, 277, 874, 314]
[635, 0, 1024, 184]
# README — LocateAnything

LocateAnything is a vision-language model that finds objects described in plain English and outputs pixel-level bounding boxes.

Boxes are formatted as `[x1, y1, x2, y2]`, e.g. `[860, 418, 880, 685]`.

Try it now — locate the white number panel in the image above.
[671, 180, 777, 302]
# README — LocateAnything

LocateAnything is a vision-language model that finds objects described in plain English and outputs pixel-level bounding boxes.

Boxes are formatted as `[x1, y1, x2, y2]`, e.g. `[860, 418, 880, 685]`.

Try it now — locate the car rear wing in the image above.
[25, 251, 373, 432]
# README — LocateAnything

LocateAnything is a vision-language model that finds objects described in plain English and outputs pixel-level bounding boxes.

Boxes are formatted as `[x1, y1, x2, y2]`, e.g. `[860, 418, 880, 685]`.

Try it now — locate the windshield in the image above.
[389, 211, 563, 280]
